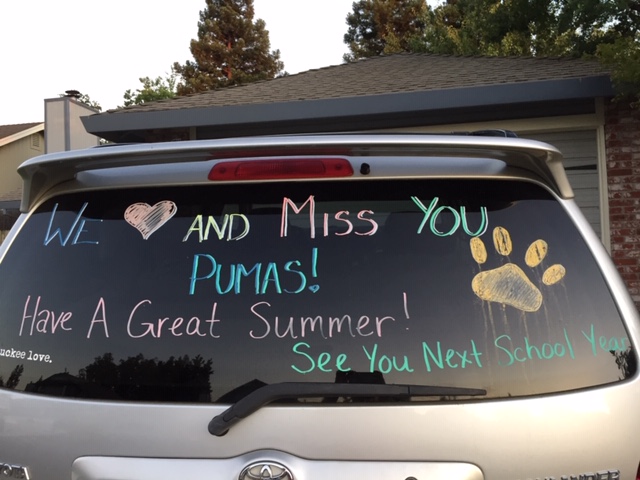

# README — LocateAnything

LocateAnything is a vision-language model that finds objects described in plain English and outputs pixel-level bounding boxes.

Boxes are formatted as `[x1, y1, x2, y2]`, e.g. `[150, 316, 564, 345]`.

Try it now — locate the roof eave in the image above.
[83, 75, 614, 142]
[0, 123, 45, 148]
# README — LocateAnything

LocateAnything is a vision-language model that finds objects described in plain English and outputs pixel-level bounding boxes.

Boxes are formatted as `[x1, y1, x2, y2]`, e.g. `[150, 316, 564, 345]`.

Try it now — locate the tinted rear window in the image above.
[0, 179, 633, 402]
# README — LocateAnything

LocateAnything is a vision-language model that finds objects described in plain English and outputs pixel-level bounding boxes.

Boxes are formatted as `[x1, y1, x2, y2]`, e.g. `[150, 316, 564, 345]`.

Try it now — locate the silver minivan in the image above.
[0, 134, 637, 480]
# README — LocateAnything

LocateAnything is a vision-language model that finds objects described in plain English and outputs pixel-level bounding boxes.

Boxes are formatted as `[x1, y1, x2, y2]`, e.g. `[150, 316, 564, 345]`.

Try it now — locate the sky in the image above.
[0, 0, 354, 126]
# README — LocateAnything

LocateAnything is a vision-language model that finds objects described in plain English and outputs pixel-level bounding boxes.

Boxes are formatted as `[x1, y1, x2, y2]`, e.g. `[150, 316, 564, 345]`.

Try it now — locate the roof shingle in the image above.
[0, 122, 42, 140]
[107, 54, 608, 115]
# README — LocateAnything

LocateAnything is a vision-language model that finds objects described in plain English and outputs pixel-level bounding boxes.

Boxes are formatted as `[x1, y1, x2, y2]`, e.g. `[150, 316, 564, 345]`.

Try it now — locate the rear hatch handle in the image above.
[208, 382, 486, 436]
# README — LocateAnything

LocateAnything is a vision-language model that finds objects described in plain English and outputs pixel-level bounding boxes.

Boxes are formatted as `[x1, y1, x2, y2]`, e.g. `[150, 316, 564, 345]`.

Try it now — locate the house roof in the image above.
[82, 54, 614, 143]
[0, 123, 44, 205]
[0, 122, 44, 148]
[0, 186, 22, 204]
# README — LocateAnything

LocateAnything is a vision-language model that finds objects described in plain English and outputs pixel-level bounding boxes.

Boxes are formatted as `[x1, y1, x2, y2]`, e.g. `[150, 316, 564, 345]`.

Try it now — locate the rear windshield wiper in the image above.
[208, 382, 486, 436]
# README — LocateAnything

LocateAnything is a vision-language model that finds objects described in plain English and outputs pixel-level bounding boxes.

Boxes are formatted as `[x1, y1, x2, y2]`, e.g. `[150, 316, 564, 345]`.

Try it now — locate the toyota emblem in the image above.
[239, 462, 294, 480]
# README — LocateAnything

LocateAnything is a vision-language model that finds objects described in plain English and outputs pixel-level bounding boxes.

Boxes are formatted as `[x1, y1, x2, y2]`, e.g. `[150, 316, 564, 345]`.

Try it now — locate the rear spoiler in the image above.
[17, 134, 570, 212]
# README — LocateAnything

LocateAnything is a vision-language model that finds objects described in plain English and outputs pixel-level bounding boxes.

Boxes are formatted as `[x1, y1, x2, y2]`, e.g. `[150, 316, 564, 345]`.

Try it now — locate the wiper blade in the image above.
[208, 382, 486, 436]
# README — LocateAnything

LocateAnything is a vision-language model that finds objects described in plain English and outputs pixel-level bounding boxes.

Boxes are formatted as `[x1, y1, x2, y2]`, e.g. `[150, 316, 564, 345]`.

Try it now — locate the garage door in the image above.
[525, 130, 601, 239]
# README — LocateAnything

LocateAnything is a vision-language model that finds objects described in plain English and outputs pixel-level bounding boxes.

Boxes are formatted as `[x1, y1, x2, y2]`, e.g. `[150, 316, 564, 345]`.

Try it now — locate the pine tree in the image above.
[343, 0, 429, 62]
[173, 0, 283, 94]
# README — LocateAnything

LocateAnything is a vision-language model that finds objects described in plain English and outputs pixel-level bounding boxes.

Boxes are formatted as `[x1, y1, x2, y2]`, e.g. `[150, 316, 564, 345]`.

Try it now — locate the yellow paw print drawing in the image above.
[470, 227, 566, 312]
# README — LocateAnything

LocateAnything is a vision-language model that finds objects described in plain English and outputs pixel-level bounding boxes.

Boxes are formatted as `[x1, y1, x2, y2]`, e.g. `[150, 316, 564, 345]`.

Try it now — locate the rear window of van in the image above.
[0, 179, 633, 402]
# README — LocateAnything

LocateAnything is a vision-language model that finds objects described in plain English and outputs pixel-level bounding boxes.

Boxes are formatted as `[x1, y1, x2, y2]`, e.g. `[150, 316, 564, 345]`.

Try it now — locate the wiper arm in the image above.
[208, 382, 486, 436]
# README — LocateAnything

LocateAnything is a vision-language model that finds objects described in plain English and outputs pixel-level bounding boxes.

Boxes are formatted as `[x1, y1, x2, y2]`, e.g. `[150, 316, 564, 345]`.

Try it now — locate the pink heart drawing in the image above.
[124, 201, 177, 240]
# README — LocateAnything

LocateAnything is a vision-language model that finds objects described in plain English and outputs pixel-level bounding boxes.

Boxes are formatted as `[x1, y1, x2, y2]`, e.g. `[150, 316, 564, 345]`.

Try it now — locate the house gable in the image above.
[0, 122, 45, 203]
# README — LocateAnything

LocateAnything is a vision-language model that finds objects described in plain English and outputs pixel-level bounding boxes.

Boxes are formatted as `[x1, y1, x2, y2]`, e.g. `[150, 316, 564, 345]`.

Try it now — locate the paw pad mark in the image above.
[472, 264, 543, 312]
[470, 227, 566, 312]
[493, 226, 512, 256]
[470, 237, 487, 264]
[542, 264, 566, 285]
[525, 239, 547, 267]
